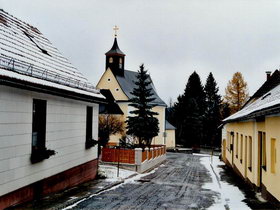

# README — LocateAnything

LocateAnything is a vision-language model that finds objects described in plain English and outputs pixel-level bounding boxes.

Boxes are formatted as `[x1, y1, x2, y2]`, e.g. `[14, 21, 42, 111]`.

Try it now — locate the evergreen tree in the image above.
[224, 72, 249, 113]
[126, 64, 159, 149]
[173, 71, 205, 148]
[204, 72, 222, 147]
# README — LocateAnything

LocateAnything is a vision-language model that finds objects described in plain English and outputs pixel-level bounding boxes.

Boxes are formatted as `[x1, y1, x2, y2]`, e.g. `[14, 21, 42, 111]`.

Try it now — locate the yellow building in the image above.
[165, 120, 176, 149]
[97, 37, 173, 146]
[222, 70, 280, 202]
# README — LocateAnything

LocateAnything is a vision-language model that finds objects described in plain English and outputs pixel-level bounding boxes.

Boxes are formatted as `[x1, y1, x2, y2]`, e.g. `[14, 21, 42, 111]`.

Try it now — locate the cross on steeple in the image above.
[113, 25, 119, 37]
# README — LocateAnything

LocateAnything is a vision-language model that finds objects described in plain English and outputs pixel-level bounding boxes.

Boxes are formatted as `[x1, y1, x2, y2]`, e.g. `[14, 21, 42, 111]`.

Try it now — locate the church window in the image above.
[109, 57, 113, 63]
[107, 78, 111, 82]
[119, 58, 123, 68]
[116, 88, 119, 91]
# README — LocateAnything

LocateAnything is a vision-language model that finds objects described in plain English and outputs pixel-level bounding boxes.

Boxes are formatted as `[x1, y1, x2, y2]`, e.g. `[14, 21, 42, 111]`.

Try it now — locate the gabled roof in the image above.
[165, 120, 176, 130]
[244, 70, 280, 107]
[224, 82, 280, 123]
[105, 38, 125, 56]
[115, 69, 167, 106]
[0, 9, 103, 100]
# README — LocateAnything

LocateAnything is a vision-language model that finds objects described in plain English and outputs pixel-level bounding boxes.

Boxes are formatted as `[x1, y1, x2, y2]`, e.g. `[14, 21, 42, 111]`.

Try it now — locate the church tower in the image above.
[105, 26, 125, 77]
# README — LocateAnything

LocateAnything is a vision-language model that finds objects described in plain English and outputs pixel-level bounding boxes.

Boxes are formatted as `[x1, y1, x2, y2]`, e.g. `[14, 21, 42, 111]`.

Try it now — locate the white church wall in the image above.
[0, 85, 98, 196]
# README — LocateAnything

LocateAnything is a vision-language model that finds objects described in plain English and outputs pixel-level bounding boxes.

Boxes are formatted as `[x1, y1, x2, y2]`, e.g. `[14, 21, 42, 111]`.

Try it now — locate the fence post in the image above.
[135, 148, 142, 172]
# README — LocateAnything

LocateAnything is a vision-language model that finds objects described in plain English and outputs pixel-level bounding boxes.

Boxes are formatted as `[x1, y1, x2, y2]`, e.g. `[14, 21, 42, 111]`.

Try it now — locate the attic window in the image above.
[107, 78, 111, 82]
[23, 31, 51, 56]
[0, 14, 8, 26]
[261, 93, 271, 100]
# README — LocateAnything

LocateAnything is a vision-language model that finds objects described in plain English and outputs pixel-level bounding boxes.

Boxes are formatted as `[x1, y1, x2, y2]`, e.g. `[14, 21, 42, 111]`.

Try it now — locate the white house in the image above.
[0, 9, 106, 208]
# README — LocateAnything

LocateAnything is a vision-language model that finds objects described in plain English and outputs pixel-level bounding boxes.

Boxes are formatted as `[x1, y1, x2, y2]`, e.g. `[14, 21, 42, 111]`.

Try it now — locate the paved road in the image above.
[71, 153, 218, 210]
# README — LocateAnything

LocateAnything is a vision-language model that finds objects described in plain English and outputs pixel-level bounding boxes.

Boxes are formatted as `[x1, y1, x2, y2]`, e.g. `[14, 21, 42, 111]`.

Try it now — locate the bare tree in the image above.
[99, 114, 125, 146]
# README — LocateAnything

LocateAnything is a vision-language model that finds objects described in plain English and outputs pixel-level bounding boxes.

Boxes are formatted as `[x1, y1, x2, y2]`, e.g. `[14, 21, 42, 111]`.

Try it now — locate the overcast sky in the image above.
[1, 0, 280, 104]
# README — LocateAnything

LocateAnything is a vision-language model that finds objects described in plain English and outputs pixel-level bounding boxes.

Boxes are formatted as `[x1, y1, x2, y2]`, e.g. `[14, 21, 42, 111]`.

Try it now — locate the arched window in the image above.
[109, 57, 113, 63]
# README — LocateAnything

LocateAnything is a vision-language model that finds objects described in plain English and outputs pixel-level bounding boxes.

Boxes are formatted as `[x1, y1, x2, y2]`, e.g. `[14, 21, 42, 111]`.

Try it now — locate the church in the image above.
[97, 30, 175, 148]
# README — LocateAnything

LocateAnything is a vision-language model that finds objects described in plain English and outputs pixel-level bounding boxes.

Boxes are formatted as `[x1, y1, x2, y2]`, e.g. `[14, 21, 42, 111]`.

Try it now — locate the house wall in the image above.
[222, 117, 280, 201]
[262, 116, 280, 201]
[97, 69, 166, 146]
[0, 86, 99, 200]
[166, 129, 176, 148]
[223, 121, 255, 185]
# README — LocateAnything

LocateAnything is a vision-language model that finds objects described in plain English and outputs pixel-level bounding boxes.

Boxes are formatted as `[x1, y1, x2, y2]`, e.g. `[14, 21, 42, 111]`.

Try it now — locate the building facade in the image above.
[97, 37, 173, 146]
[222, 70, 280, 202]
[0, 10, 105, 208]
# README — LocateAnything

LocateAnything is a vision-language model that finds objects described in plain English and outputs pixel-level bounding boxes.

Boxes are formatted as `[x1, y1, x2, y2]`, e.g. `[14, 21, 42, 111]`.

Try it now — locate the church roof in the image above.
[165, 120, 176, 130]
[105, 38, 125, 56]
[0, 9, 103, 99]
[115, 69, 167, 106]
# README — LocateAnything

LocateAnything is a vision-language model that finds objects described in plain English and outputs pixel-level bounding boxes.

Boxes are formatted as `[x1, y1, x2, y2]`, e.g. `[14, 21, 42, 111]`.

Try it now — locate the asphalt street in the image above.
[71, 153, 218, 210]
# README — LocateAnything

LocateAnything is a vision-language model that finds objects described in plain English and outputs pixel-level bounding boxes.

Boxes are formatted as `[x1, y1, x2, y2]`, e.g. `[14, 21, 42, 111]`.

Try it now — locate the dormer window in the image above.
[109, 57, 113, 63]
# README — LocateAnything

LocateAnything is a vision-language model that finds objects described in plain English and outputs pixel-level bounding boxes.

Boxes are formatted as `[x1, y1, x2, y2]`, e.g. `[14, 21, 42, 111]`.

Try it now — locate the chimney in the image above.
[266, 71, 272, 81]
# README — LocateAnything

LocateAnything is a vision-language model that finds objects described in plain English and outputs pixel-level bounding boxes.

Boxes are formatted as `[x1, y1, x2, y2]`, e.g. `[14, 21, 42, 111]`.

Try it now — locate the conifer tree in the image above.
[126, 64, 159, 149]
[204, 72, 222, 147]
[173, 71, 205, 148]
[224, 72, 249, 113]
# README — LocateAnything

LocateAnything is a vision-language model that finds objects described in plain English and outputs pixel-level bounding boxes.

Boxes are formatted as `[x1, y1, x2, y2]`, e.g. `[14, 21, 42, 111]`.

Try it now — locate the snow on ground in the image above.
[199, 155, 250, 210]
[98, 165, 136, 182]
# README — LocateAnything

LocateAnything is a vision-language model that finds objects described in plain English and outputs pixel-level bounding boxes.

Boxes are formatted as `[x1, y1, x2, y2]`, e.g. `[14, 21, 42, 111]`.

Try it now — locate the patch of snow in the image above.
[224, 83, 280, 121]
[200, 155, 250, 210]
[0, 68, 103, 98]
[99, 165, 136, 182]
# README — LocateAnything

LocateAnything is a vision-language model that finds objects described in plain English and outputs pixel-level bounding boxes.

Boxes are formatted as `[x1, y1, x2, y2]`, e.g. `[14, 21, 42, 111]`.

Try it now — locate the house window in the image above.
[240, 134, 243, 163]
[271, 138, 277, 173]
[32, 99, 47, 152]
[85, 106, 97, 149]
[248, 136, 252, 171]
[236, 133, 239, 158]
[31, 99, 55, 163]
[262, 132, 267, 171]
[227, 132, 230, 150]
[86, 106, 93, 142]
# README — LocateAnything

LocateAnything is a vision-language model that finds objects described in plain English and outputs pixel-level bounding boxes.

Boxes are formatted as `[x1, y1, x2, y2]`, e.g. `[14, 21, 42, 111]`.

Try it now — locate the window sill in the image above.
[86, 139, 98, 149]
[31, 148, 56, 163]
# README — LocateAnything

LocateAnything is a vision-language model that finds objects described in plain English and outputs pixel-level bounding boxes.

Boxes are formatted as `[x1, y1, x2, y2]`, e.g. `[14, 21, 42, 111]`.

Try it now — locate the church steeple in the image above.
[105, 26, 125, 76]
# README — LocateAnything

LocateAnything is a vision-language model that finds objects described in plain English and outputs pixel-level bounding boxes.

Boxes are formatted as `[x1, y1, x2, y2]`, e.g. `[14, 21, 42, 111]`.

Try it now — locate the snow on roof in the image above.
[0, 9, 103, 98]
[224, 83, 280, 122]
[116, 70, 167, 106]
